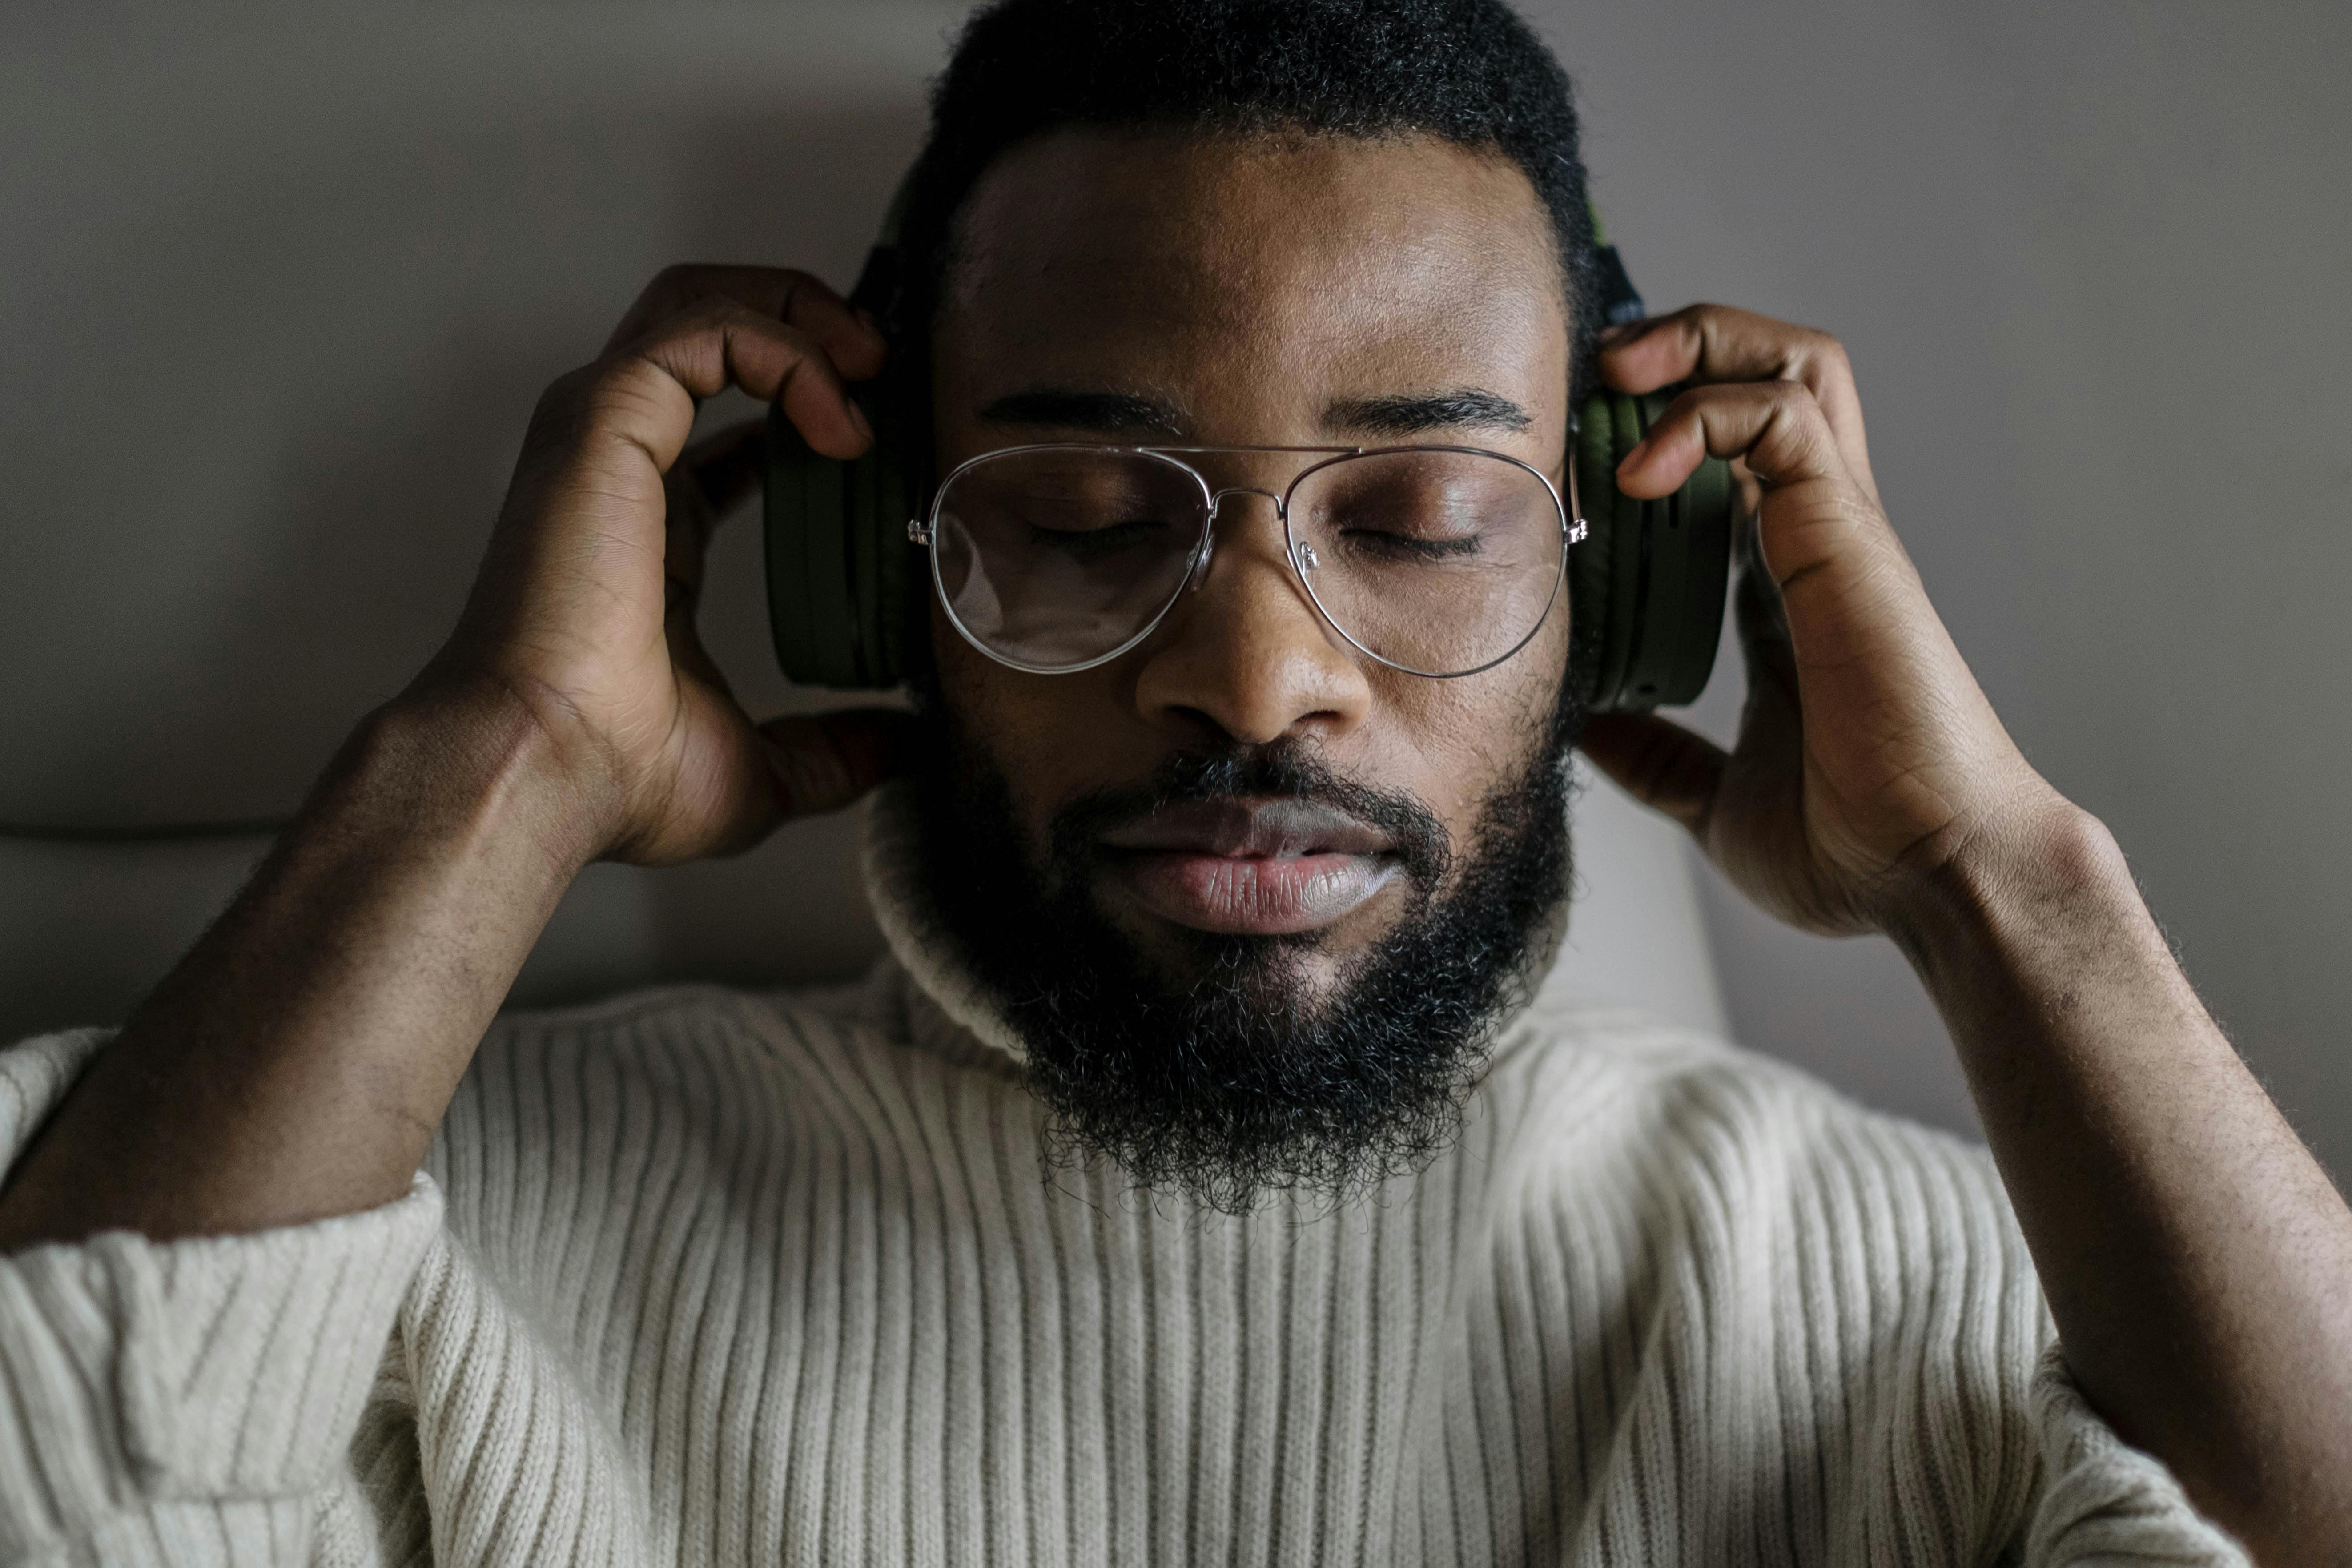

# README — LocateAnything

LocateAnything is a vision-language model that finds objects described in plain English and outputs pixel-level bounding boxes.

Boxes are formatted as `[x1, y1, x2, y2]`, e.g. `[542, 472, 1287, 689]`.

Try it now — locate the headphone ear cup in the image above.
[1570, 387, 1739, 712]
[761, 397, 911, 691]
[1568, 391, 1615, 704]
[1653, 422, 1734, 703]
[842, 434, 883, 686]
[1569, 389, 1645, 711]
[862, 409, 912, 687]
[764, 402, 826, 686]
[800, 422, 862, 689]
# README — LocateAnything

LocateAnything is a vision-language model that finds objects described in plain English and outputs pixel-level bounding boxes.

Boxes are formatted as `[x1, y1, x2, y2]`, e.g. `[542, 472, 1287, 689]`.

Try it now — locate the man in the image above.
[0, 0, 2344, 1562]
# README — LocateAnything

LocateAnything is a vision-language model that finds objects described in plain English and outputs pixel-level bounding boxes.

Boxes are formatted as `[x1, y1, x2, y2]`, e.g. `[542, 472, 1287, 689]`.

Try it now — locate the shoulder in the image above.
[429, 977, 897, 1221]
[1474, 993, 2041, 1353]
[464, 971, 906, 1090]
[1482, 991, 2011, 1236]
[419, 975, 948, 1330]
[433, 965, 1024, 1201]
[1471, 999, 2052, 1542]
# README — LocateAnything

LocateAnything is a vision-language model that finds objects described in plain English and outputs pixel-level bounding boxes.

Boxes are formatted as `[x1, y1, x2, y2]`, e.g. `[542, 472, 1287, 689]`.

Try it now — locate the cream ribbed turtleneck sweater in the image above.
[0, 788, 2241, 1566]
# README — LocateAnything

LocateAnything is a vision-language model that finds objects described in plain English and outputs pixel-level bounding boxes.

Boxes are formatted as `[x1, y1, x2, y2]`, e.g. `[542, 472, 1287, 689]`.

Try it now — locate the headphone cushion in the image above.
[1570, 386, 1738, 712]
[1569, 392, 1620, 706]
[762, 401, 908, 691]
[764, 404, 824, 685]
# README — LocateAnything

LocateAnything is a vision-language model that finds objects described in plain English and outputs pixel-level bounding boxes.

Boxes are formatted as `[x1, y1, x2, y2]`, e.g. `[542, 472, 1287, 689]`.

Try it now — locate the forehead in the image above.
[932, 129, 1569, 432]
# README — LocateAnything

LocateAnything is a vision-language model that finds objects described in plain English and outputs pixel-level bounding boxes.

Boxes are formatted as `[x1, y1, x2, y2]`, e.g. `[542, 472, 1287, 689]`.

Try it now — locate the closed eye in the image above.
[1029, 518, 1170, 562]
[1340, 529, 1486, 562]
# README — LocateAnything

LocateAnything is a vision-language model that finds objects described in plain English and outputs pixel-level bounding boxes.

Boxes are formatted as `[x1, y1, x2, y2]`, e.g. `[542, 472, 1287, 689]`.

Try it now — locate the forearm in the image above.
[1892, 802, 2352, 1559]
[0, 683, 599, 1247]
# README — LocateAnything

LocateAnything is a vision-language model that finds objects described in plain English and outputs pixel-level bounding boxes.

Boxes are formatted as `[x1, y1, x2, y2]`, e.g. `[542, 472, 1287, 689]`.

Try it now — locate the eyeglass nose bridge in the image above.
[1188, 485, 1291, 591]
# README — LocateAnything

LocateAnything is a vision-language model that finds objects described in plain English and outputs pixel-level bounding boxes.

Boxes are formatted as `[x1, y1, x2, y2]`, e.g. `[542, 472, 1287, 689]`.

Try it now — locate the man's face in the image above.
[914, 129, 1579, 1205]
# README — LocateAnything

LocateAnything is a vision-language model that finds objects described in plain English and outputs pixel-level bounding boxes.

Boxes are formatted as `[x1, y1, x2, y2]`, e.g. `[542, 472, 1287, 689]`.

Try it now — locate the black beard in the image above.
[908, 709, 1577, 1214]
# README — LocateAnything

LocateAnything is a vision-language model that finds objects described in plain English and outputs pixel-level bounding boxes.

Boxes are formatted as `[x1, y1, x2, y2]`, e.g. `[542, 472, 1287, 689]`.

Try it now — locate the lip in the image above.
[1096, 799, 1400, 936]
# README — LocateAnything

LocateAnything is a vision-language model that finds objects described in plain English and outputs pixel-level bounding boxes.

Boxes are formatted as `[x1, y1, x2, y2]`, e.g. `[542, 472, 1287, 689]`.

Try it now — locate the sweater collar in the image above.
[859, 779, 1573, 1072]
[862, 780, 1036, 1068]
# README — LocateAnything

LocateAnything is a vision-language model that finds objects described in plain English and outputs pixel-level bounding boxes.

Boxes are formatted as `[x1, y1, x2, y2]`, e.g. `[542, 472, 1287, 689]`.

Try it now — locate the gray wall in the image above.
[1540, 0, 2352, 1156]
[3, 3, 2345, 1170]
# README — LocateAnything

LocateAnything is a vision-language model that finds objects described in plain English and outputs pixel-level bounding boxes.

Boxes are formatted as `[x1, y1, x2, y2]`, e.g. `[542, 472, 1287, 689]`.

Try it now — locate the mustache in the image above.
[1048, 744, 1455, 888]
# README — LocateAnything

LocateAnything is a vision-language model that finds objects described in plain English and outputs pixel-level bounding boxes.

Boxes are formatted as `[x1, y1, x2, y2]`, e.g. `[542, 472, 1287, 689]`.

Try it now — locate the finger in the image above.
[475, 310, 866, 663]
[1578, 712, 1727, 836]
[1598, 304, 1875, 499]
[757, 709, 915, 818]
[604, 264, 886, 381]
[1614, 382, 1934, 708]
[635, 300, 872, 459]
[1615, 379, 1853, 503]
[584, 300, 870, 475]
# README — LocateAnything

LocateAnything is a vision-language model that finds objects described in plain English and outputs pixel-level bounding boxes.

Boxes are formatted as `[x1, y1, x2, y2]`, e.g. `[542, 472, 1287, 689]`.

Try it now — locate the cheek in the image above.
[1384, 674, 1550, 801]
[1372, 613, 1569, 830]
[932, 601, 1124, 852]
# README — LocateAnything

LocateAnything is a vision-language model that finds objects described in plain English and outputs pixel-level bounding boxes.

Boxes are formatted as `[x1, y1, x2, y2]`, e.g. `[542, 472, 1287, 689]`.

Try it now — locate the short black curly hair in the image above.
[885, 0, 1600, 389]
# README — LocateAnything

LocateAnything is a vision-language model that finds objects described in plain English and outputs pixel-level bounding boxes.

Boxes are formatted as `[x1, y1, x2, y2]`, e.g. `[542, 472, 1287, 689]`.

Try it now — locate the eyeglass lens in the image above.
[930, 446, 1565, 677]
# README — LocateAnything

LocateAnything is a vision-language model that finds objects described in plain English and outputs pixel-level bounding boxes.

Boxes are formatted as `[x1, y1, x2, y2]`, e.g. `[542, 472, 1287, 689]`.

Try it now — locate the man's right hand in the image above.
[0, 267, 905, 1248]
[422, 264, 906, 866]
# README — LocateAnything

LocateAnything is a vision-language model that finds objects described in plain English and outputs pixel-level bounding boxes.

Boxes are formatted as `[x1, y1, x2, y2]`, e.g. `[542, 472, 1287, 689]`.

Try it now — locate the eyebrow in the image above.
[1323, 388, 1535, 437]
[975, 384, 1537, 441]
[977, 387, 1189, 437]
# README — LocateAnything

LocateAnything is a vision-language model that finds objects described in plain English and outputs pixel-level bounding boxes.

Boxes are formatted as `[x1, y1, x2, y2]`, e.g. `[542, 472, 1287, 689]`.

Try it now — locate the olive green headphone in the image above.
[761, 183, 1735, 711]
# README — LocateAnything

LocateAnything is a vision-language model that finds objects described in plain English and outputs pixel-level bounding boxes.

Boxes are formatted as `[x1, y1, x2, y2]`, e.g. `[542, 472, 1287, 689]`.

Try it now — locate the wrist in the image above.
[362, 674, 619, 879]
[1882, 791, 2142, 1002]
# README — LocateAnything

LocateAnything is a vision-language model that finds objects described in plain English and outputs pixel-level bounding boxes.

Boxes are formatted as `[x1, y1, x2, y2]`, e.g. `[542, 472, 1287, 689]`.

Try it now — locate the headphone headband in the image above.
[849, 168, 920, 320]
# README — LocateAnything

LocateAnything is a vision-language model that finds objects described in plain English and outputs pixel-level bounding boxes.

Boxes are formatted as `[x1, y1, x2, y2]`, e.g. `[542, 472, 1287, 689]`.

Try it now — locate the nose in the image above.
[1185, 487, 1287, 589]
[1134, 490, 1372, 748]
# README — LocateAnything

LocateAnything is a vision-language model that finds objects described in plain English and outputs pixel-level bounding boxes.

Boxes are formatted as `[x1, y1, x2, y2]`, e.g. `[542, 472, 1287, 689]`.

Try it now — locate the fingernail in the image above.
[848, 400, 874, 442]
[1620, 437, 1649, 469]
[1598, 320, 1644, 347]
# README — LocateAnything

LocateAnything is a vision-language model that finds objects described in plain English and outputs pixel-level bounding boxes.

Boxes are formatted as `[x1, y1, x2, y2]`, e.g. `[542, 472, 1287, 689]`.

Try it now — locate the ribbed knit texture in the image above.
[0, 788, 2244, 1565]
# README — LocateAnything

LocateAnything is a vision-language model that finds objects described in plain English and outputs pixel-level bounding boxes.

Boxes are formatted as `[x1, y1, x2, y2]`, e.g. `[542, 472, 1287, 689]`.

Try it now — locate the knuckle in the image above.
[531, 358, 673, 452]
[687, 297, 809, 347]
[588, 354, 673, 408]
[1666, 301, 1721, 341]
[1769, 394, 1838, 466]
[537, 362, 602, 414]
[526, 364, 606, 443]
[657, 296, 739, 332]
[1765, 378, 1828, 425]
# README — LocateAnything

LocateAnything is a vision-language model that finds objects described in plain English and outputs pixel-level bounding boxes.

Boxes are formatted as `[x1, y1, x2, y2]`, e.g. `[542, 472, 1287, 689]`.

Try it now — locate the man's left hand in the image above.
[1576, 303, 2074, 937]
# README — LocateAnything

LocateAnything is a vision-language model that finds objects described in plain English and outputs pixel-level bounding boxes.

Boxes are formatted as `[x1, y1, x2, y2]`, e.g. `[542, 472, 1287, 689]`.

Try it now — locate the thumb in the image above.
[1578, 712, 1726, 838]
[756, 708, 915, 818]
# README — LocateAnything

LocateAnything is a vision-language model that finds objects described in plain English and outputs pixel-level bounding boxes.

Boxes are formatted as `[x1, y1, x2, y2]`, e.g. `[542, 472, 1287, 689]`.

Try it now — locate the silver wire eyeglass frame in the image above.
[905, 443, 1592, 680]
